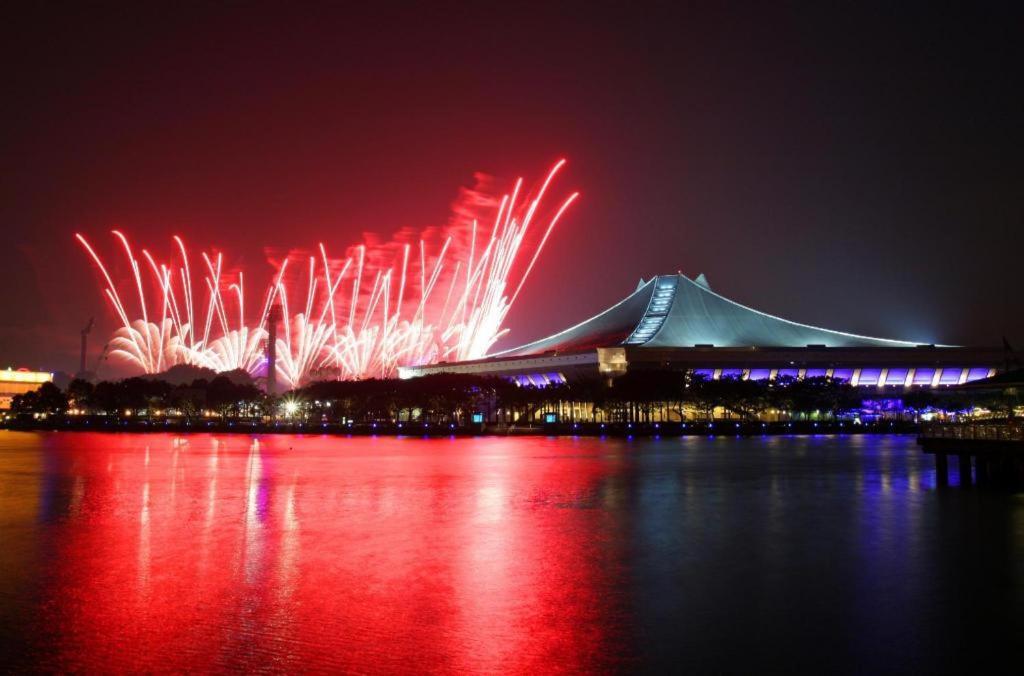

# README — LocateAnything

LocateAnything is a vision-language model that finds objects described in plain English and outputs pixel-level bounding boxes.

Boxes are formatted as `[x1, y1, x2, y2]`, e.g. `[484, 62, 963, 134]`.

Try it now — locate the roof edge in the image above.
[674, 274, 954, 348]
[489, 277, 656, 357]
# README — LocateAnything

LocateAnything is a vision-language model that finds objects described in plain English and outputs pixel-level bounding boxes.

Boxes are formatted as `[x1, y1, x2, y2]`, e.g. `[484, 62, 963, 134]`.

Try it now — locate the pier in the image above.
[919, 421, 1024, 488]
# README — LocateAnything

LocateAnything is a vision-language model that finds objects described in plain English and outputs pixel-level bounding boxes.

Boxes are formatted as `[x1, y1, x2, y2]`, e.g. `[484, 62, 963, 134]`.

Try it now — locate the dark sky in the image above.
[2, 2, 1021, 374]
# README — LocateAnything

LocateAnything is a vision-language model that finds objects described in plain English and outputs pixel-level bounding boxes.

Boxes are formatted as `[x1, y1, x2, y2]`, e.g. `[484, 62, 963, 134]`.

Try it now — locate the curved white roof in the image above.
[493, 274, 930, 357]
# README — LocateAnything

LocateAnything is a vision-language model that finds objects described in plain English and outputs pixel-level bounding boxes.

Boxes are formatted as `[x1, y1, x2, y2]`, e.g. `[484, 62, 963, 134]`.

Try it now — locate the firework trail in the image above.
[77, 160, 578, 388]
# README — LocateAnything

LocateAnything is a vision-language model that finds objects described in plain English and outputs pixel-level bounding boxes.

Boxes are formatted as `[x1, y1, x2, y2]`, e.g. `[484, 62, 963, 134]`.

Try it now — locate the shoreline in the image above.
[1, 419, 920, 437]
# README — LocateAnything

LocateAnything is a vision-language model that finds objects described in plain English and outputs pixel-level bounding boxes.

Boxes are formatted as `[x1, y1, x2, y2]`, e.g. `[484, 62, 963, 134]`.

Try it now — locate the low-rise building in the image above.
[0, 368, 54, 410]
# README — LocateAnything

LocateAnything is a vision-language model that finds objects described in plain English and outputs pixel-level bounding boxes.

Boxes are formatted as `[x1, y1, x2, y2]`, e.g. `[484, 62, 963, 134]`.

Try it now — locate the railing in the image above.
[920, 421, 1024, 442]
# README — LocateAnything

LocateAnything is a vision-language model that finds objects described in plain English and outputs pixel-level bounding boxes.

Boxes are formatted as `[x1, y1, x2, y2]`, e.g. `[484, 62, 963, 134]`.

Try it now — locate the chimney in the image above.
[266, 304, 282, 394]
[79, 332, 87, 375]
[79, 318, 94, 378]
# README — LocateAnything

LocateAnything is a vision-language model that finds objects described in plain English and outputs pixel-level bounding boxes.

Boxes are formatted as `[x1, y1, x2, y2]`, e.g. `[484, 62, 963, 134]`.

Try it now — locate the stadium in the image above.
[399, 273, 1005, 389]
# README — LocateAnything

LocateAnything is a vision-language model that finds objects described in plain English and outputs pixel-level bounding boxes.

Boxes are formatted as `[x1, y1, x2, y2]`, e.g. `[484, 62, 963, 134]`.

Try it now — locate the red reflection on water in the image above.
[12, 432, 631, 672]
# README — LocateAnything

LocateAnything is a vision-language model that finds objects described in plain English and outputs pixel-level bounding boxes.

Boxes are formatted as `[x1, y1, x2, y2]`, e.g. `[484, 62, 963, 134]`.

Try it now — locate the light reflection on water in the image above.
[1, 431, 1022, 673]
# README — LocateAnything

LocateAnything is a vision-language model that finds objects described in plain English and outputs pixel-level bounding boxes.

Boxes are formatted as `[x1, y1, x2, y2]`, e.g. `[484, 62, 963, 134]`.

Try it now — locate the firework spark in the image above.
[77, 160, 578, 388]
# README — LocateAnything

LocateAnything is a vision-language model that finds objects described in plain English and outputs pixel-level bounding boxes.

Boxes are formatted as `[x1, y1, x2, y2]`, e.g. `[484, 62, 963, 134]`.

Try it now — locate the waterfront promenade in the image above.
[3, 417, 919, 437]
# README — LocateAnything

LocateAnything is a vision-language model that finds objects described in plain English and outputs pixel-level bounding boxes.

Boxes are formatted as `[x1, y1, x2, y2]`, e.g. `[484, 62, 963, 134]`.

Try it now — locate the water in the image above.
[1, 431, 1022, 673]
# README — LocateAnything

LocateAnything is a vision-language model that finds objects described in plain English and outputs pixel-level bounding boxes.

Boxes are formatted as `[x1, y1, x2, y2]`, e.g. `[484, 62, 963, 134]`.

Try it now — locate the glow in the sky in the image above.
[77, 160, 578, 388]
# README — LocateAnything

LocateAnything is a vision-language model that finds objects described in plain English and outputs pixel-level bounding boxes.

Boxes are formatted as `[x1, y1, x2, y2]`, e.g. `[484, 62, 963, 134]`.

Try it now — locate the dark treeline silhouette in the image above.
[8, 369, 1017, 425]
[302, 374, 508, 424]
[14, 374, 265, 419]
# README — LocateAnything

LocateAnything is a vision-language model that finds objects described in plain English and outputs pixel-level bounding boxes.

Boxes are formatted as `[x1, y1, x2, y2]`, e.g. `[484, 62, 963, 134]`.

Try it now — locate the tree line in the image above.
[8, 368, 1015, 424]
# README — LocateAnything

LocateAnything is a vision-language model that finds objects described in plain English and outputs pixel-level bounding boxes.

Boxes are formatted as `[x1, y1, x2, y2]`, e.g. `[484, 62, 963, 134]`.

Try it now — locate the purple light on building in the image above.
[966, 367, 990, 382]
[912, 368, 936, 385]
[884, 368, 909, 386]
[832, 368, 853, 382]
[858, 368, 882, 386]
[939, 368, 964, 385]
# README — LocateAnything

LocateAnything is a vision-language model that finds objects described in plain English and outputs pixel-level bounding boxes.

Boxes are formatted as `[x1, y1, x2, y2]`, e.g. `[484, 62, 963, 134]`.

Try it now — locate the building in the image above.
[0, 368, 54, 410]
[400, 273, 1005, 388]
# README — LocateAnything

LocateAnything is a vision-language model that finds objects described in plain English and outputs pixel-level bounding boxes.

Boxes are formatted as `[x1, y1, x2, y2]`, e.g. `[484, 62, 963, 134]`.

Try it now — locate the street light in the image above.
[283, 399, 299, 417]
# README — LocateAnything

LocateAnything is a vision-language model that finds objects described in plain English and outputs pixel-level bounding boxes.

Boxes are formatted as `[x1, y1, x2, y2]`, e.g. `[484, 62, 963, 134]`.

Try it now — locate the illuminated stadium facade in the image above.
[399, 274, 1004, 387]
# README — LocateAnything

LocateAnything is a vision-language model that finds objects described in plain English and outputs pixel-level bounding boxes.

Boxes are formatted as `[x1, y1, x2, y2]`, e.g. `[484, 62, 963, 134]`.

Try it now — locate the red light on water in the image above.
[10, 433, 622, 672]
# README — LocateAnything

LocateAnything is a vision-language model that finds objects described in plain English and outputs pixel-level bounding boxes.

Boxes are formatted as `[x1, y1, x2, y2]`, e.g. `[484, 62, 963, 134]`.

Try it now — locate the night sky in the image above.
[2, 2, 1021, 374]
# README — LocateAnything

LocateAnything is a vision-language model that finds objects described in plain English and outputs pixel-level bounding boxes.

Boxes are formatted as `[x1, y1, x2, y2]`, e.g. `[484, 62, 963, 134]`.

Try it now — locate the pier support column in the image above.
[958, 454, 973, 487]
[976, 455, 988, 485]
[935, 453, 949, 486]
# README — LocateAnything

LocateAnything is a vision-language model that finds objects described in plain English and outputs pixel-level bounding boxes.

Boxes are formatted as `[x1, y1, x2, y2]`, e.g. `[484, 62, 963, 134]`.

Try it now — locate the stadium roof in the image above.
[493, 274, 930, 358]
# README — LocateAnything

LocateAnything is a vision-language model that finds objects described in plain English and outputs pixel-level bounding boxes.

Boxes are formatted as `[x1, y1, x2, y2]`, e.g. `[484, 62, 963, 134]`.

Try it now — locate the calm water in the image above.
[1, 431, 1023, 673]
